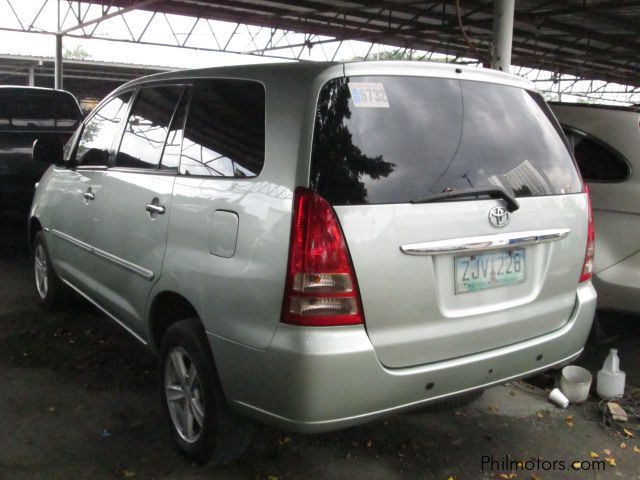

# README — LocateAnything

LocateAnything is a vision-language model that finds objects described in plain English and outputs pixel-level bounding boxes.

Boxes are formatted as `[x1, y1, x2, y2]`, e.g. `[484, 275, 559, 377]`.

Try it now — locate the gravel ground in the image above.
[1, 214, 639, 479]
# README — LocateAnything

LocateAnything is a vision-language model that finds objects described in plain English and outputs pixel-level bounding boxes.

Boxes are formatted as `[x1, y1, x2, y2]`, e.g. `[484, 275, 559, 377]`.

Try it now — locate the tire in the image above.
[159, 318, 253, 465]
[32, 231, 69, 310]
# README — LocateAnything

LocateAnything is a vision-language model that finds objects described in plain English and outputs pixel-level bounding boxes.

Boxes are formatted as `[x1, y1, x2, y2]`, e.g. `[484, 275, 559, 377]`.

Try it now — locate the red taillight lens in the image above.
[281, 187, 363, 326]
[579, 185, 595, 283]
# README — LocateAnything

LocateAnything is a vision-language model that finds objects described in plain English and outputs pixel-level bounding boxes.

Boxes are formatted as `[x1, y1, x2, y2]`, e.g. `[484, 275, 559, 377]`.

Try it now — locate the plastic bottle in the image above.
[596, 348, 626, 399]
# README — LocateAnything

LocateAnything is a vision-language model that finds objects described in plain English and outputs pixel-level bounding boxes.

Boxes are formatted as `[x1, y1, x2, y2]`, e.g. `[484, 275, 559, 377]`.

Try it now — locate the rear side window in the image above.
[0, 90, 81, 130]
[563, 127, 632, 182]
[0, 91, 54, 129]
[75, 92, 132, 167]
[179, 79, 265, 177]
[310, 77, 582, 205]
[55, 94, 83, 129]
[116, 85, 185, 169]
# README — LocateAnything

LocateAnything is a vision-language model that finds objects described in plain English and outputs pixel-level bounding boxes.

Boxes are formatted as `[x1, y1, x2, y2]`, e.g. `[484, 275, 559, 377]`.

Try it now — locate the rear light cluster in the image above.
[281, 188, 364, 326]
[579, 185, 595, 283]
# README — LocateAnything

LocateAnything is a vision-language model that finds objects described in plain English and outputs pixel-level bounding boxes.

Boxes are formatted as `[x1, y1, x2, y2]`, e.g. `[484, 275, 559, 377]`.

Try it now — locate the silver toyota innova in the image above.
[29, 61, 597, 463]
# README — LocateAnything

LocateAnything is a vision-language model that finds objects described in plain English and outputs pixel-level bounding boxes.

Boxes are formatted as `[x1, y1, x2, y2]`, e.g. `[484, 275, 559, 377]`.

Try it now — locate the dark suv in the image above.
[0, 86, 82, 214]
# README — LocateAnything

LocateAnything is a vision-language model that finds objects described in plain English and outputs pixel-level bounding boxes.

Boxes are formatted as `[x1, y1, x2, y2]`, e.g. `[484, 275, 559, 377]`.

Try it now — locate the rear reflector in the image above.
[281, 188, 363, 326]
[579, 185, 595, 283]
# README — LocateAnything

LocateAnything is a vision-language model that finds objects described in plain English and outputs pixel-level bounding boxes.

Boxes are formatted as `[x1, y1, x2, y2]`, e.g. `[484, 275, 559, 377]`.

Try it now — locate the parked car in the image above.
[0, 86, 82, 214]
[550, 103, 639, 316]
[29, 62, 596, 463]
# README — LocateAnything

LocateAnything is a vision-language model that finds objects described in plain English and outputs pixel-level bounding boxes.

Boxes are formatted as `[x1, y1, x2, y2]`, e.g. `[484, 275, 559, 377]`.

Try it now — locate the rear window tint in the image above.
[179, 79, 265, 178]
[0, 90, 81, 130]
[310, 76, 581, 205]
[563, 126, 632, 182]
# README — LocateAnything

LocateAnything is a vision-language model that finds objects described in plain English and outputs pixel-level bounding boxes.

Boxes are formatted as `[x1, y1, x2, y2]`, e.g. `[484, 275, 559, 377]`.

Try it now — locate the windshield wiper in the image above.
[410, 187, 520, 212]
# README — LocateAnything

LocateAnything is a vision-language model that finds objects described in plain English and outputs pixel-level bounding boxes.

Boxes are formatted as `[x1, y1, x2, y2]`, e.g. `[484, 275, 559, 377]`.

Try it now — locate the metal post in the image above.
[54, 0, 63, 90]
[54, 34, 63, 89]
[490, 0, 515, 72]
[28, 66, 35, 86]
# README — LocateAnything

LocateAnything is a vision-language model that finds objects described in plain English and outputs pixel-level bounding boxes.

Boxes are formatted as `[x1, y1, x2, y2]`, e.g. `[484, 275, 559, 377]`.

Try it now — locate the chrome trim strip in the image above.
[60, 278, 148, 346]
[93, 247, 154, 281]
[400, 228, 571, 256]
[51, 229, 92, 252]
[50, 229, 154, 280]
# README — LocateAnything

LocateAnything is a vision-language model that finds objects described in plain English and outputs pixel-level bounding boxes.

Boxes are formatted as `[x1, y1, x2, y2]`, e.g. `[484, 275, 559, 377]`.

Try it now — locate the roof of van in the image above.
[112, 61, 536, 96]
[549, 101, 640, 114]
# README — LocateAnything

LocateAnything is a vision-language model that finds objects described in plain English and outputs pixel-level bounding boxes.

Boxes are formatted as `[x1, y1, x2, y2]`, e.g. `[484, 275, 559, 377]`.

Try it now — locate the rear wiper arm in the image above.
[410, 187, 520, 212]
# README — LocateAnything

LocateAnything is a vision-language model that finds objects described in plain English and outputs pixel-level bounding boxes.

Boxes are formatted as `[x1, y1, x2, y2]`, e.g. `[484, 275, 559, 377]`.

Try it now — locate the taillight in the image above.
[579, 185, 595, 283]
[281, 187, 363, 326]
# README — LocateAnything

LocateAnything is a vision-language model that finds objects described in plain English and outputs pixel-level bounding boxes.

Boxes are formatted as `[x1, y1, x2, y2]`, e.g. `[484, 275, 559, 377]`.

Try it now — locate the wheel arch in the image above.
[148, 291, 204, 353]
[28, 216, 43, 253]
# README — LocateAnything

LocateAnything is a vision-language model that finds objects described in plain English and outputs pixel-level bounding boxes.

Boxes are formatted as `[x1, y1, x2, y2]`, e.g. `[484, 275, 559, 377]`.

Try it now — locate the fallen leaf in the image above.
[590, 452, 599, 458]
[447, 477, 456, 480]
[267, 475, 278, 480]
[620, 442, 627, 449]
[604, 457, 616, 467]
[603, 448, 611, 456]
[122, 471, 135, 478]
[510, 391, 516, 396]
[633, 445, 640, 454]
[623, 428, 634, 438]
[536, 411, 545, 419]
[366, 439, 372, 448]
[530, 474, 542, 480]
[571, 461, 581, 469]
[565, 415, 574, 427]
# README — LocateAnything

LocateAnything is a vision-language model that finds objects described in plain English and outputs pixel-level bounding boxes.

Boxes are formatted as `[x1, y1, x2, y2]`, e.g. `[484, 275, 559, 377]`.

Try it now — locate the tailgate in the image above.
[308, 69, 586, 368]
[337, 194, 588, 367]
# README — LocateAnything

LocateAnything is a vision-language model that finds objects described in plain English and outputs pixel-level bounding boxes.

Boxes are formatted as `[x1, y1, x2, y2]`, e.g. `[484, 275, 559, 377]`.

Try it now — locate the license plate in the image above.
[454, 249, 526, 294]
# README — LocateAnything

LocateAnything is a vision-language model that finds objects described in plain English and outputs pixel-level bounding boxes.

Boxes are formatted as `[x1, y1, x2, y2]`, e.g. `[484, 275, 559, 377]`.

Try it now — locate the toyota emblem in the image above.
[488, 206, 510, 228]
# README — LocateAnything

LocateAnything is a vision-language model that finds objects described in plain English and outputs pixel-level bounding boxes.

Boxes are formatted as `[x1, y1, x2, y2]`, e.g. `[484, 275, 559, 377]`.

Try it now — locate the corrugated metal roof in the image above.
[77, 0, 640, 86]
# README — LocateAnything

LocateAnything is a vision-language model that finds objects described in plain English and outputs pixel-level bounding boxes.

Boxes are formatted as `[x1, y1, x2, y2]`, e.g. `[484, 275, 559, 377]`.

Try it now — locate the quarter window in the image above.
[563, 127, 632, 182]
[75, 92, 132, 167]
[180, 79, 265, 177]
[116, 86, 185, 169]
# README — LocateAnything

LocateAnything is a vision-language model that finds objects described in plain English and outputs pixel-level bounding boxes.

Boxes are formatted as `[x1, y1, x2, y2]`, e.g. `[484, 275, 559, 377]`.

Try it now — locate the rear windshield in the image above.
[0, 90, 82, 131]
[310, 76, 581, 205]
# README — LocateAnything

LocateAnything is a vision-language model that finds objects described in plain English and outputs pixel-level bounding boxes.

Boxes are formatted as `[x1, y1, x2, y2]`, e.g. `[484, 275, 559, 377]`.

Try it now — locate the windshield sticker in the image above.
[348, 82, 390, 108]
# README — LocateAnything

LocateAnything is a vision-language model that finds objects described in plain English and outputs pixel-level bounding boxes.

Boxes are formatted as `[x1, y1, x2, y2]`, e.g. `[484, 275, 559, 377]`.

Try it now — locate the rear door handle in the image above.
[145, 204, 165, 215]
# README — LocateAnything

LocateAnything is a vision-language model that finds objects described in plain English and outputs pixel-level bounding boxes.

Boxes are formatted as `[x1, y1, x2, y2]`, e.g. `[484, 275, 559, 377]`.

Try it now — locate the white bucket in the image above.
[560, 366, 592, 404]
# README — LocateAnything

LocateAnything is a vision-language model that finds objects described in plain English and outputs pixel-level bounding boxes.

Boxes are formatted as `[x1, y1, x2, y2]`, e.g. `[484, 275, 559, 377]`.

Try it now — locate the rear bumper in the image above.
[209, 282, 596, 433]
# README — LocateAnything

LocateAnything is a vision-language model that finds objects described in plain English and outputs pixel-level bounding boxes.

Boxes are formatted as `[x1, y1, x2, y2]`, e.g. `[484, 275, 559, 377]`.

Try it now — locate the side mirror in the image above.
[32, 138, 64, 166]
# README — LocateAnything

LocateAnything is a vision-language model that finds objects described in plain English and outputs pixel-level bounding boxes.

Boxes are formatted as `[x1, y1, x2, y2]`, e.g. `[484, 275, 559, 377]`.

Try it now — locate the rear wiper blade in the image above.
[410, 187, 520, 212]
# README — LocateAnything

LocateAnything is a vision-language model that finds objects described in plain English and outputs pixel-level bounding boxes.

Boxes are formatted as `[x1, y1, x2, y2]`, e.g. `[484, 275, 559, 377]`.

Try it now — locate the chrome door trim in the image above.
[400, 228, 571, 256]
[50, 229, 154, 280]
[93, 248, 155, 281]
[51, 229, 92, 252]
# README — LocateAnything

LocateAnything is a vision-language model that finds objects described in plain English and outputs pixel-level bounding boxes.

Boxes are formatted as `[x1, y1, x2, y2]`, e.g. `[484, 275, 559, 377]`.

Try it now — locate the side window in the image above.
[564, 127, 632, 182]
[75, 92, 132, 166]
[116, 85, 184, 169]
[180, 79, 265, 177]
[56, 94, 82, 129]
[160, 88, 190, 171]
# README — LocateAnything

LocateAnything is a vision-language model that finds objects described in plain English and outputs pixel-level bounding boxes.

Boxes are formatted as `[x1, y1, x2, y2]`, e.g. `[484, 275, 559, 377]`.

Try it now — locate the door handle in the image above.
[83, 192, 95, 201]
[145, 204, 165, 215]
